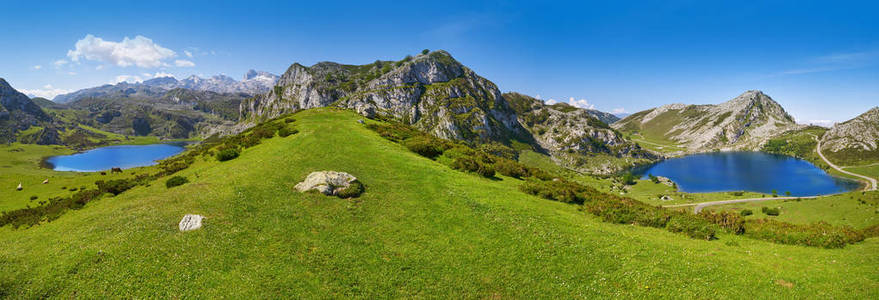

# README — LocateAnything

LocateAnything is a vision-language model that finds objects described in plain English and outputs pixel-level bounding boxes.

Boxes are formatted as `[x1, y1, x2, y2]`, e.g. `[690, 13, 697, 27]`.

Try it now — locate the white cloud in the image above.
[112, 75, 144, 84]
[807, 120, 836, 127]
[54, 59, 68, 67]
[545, 98, 558, 105]
[95, 65, 104, 70]
[152, 72, 175, 78]
[32, 65, 42, 70]
[184, 50, 193, 58]
[67, 34, 176, 68]
[612, 108, 627, 114]
[174, 59, 195, 67]
[567, 97, 595, 110]
[67, 71, 77, 76]
[20, 84, 71, 99]
[534, 94, 542, 100]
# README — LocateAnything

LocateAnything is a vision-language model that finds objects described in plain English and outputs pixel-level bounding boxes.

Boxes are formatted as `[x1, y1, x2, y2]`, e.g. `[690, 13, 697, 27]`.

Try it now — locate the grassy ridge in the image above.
[1, 109, 878, 297]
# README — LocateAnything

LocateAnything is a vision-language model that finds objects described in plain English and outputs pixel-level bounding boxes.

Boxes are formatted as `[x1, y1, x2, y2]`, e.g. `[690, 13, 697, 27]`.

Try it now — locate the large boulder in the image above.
[178, 214, 204, 232]
[294, 171, 357, 195]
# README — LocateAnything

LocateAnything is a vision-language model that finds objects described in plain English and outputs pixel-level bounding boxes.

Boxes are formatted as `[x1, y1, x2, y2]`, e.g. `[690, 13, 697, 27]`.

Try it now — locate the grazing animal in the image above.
[16, 183, 23, 191]
[42, 179, 49, 184]
[111, 167, 123, 173]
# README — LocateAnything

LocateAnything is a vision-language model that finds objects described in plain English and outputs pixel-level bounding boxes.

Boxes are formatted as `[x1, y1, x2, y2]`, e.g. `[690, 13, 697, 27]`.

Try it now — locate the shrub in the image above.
[284, 118, 295, 123]
[450, 156, 495, 178]
[648, 174, 660, 184]
[421, 49, 430, 55]
[744, 219, 864, 248]
[698, 211, 745, 234]
[667, 216, 716, 240]
[519, 179, 591, 204]
[165, 176, 189, 188]
[216, 149, 240, 162]
[403, 136, 447, 159]
[336, 180, 364, 198]
[29, 196, 38, 200]
[477, 143, 518, 160]
[762, 207, 780, 216]
[740, 209, 753, 216]
[584, 196, 671, 228]
[493, 158, 529, 179]
[621, 173, 637, 185]
[95, 179, 136, 195]
[278, 126, 299, 137]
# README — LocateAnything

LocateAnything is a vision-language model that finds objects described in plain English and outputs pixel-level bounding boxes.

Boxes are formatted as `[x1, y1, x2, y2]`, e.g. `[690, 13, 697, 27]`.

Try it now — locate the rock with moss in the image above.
[294, 171, 361, 197]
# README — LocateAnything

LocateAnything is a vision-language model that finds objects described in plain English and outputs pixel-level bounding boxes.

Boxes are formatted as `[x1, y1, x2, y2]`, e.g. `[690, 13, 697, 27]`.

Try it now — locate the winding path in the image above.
[811, 134, 877, 191]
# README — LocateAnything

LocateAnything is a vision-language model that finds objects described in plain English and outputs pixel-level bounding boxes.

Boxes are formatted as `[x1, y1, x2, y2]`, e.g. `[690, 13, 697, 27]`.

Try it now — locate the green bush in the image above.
[403, 136, 447, 159]
[667, 216, 716, 240]
[519, 179, 591, 204]
[95, 179, 136, 196]
[493, 158, 529, 179]
[165, 176, 189, 188]
[740, 209, 753, 216]
[421, 49, 430, 55]
[216, 149, 240, 162]
[698, 211, 745, 234]
[450, 156, 495, 178]
[621, 173, 637, 185]
[29, 196, 38, 200]
[336, 180, 365, 198]
[648, 174, 660, 184]
[584, 196, 671, 228]
[278, 126, 299, 137]
[745, 219, 864, 248]
[761, 207, 780, 216]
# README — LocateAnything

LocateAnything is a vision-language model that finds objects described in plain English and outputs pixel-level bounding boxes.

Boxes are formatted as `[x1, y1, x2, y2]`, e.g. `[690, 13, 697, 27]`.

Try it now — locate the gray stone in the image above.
[295, 171, 357, 195]
[178, 214, 204, 232]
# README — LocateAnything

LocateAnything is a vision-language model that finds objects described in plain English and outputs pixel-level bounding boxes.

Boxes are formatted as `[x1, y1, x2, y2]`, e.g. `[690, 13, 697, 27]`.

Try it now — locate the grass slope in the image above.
[1, 109, 878, 298]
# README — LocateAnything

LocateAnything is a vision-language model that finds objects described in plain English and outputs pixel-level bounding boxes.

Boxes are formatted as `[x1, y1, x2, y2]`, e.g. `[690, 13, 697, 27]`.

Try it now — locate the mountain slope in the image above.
[821, 107, 879, 165]
[613, 90, 798, 152]
[0, 78, 53, 143]
[53, 70, 278, 103]
[1, 109, 876, 298]
[505, 92, 654, 173]
[241, 50, 526, 143]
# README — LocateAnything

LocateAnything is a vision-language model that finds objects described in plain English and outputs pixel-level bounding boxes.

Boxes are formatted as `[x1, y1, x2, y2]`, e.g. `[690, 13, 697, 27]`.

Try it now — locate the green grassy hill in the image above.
[1, 109, 878, 298]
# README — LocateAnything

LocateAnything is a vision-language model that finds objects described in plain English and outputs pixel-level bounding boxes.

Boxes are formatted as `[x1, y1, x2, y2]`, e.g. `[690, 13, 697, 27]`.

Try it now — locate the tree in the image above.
[421, 49, 430, 55]
[785, 191, 791, 196]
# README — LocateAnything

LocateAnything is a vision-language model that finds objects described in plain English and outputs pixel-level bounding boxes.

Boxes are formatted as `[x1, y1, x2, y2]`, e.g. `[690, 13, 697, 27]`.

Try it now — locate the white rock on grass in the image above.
[179, 214, 204, 232]
[294, 171, 357, 195]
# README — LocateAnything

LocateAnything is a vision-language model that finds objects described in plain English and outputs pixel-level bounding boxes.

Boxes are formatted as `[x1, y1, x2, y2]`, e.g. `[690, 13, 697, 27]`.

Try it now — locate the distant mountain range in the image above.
[53, 70, 279, 103]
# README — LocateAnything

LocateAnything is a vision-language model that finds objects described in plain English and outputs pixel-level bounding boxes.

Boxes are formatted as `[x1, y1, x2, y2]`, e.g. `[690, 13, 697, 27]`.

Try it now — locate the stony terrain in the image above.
[504, 92, 655, 173]
[613, 90, 799, 152]
[821, 107, 879, 164]
[241, 51, 527, 143]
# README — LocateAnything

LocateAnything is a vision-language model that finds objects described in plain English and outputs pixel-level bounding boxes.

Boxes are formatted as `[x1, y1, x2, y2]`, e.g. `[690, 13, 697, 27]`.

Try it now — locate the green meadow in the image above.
[1, 109, 877, 298]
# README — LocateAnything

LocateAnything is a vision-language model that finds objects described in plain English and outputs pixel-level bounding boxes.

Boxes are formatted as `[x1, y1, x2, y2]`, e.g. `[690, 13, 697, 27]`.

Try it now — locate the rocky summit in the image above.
[0, 78, 53, 143]
[241, 50, 527, 143]
[821, 107, 879, 162]
[613, 90, 798, 152]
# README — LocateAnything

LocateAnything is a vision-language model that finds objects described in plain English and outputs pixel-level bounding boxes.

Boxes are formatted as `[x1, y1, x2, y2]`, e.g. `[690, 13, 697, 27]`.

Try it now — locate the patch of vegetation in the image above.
[165, 176, 189, 188]
[744, 219, 865, 248]
[216, 149, 240, 162]
[335, 180, 364, 198]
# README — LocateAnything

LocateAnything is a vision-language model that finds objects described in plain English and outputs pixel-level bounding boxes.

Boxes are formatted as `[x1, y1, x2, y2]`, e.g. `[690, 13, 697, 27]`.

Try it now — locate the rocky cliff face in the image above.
[505, 92, 651, 157]
[821, 107, 879, 162]
[613, 90, 797, 152]
[0, 78, 53, 143]
[241, 51, 526, 142]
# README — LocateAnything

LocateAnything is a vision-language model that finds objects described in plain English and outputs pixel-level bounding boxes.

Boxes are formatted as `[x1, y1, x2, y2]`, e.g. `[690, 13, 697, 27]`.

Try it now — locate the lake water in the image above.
[631, 152, 860, 196]
[46, 143, 186, 172]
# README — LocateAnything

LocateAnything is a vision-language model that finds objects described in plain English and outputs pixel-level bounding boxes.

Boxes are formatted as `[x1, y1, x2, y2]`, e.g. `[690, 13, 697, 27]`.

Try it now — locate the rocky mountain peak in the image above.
[822, 106, 879, 155]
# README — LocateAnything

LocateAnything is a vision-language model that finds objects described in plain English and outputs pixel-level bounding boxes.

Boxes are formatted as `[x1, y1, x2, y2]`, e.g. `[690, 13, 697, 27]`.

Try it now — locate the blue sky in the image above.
[1, 0, 877, 124]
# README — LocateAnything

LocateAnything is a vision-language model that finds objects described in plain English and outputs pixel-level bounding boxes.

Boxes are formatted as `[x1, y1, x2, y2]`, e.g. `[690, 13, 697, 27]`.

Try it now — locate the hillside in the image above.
[613, 90, 798, 153]
[504, 92, 655, 174]
[0, 78, 54, 144]
[821, 107, 879, 165]
[1, 109, 877, 298]
[241, 50, 528, 143]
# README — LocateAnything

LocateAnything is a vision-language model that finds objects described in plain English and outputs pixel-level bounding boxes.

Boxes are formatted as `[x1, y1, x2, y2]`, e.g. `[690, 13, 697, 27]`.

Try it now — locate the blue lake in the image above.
[47, 143, 187, 172]
[631, 152, 860, 196]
